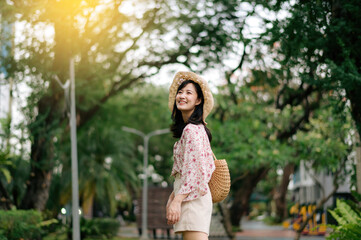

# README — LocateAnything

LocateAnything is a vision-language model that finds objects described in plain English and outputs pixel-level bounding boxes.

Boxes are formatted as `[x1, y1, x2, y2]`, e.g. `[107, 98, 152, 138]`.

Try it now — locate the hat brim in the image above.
[168, 71, 214, 121]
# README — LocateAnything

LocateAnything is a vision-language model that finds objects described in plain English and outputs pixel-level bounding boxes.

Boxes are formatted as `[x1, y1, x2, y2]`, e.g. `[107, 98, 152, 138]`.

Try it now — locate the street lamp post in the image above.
[70, 58, 80, 240]
[54, 58, 80, 240]
[122, 127, 170, 240]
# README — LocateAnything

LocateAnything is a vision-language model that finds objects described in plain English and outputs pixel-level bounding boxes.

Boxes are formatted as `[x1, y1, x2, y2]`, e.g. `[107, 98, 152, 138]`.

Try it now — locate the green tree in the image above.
[197, 3, 325, 223]
[235, 1, 361, 225]
[209, 33, 354, 229]
[45, 83, 174, 217]
[292, 105, 352, 240]
[265, 0, 361, 132]
[0, 0, 245, 210]
[210, 81, 298, 227]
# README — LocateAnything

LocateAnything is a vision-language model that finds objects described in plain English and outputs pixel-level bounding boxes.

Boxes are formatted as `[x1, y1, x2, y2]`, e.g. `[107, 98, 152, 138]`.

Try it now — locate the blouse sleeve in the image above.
[177, 125, 213, 201]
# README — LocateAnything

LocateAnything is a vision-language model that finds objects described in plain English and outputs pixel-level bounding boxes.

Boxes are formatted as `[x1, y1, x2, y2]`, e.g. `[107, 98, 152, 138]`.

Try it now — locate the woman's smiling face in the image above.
[175, 82, 201, 114]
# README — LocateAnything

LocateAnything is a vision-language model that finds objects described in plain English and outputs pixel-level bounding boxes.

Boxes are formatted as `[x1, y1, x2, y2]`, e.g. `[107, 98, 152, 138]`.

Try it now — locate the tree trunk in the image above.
[21, 17, 70, 210]
[82, 188, 95, 219]
[230, 167, 269, 227]
[347, 89, 361, 142]
[355, 131, 361, 194]
[274, 163, 294, 222]
[20, 165, 53, 210]
[21, 107, 55, 210]
[218, 201, 236, 240]
[347, 89, 361, 194]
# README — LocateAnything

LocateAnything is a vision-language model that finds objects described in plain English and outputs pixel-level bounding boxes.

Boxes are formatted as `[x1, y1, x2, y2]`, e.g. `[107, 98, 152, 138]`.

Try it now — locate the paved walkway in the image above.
[118, 216, 327, 240]
[236, 218, 326, 240]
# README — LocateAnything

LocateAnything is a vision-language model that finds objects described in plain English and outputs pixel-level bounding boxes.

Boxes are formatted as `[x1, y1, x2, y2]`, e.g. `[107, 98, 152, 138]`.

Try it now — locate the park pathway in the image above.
[118, 215, 327, 240]
[236, 217, 326, 240]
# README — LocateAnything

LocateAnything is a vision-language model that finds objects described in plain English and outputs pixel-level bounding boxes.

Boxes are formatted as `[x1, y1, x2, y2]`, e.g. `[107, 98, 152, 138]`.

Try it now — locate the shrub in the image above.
[327, 198, 361, 240]
[0, 210, 42, 240]
[67, 218, 120, 239]
[82, 218, 120, 239]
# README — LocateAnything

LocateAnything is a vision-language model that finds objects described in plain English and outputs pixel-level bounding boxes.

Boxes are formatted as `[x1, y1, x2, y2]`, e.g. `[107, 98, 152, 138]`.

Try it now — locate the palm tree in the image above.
[76, 122, 139, 218]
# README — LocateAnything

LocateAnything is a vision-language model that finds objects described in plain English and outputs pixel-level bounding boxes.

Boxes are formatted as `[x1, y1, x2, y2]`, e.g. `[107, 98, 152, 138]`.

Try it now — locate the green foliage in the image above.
[2, 0, 358, 225]
[0, 151, 12, 184]
[0, 210, 42, 240]
[262, 0, 361, 133]
[79, 218, 120, 239]
[294, 105, 351, 171]
[210, 86, 297, 185]
[327, 199, 361, 240]
[0, 0, 249, 212]
[5, 155, 30, 207]
[0, 117, 11, 152]
[0, 120, 30, 208]
[46, 83, 174, 217]
[263, 215, 282, 226]
[110, 83, 175, 180]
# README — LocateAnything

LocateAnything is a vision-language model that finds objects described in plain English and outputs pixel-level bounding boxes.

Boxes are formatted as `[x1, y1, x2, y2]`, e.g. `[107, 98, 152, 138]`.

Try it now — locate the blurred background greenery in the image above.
[0, 0, 361, 239]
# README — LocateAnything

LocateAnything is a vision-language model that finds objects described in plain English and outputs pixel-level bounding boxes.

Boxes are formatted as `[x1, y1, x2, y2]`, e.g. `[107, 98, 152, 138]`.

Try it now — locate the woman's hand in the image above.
[166, 193, 188, 225]
[166, 199, 182, 225]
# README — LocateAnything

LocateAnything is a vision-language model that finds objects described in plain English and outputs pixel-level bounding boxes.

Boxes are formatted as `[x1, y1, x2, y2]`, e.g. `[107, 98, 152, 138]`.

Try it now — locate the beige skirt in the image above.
[173, 174, 213, 235]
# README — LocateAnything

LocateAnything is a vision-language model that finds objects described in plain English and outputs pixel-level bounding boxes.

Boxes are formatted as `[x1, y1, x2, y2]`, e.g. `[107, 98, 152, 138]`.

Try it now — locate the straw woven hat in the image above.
[168, 71, 214, 122]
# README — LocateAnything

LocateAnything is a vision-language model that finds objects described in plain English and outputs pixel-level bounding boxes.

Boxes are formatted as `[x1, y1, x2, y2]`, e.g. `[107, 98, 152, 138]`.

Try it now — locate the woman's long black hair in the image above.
[170, 80, 212, 142]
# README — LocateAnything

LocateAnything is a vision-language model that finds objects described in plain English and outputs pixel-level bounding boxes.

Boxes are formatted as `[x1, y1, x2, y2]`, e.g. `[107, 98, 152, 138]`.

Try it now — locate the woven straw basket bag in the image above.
[208, 152, 231, 203]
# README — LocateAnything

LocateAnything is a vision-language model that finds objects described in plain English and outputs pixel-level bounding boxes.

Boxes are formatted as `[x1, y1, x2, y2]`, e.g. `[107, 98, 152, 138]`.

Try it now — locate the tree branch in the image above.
[77, 70, 160, 129]
[77, 76, 139, 128]
[111, 18, 158, 72]
[231, 170, 250, 185]
[225, 45, 248, 105]
[83, 1, 124, 49]
[138, 50, 187, 68]
[276, 84, 314, 110]
[277, 91, 321, 140]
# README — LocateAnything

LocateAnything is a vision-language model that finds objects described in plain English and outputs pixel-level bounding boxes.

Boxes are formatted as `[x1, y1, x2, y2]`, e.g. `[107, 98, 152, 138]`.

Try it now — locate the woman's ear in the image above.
[195, 98, 201, 106]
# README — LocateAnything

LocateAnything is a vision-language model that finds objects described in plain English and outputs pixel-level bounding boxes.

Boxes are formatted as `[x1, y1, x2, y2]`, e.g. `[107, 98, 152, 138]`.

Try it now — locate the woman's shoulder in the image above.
[184, 123, 203, 131]
[182, 123, 205, 137]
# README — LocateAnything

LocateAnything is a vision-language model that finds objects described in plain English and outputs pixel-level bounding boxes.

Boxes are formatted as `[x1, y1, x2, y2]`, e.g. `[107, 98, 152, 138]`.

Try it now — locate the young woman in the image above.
[166, 71, 215, 240]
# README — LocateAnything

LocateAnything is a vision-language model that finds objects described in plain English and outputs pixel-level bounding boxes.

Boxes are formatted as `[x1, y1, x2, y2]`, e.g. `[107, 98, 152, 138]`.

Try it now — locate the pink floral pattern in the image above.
[171, 124, 215, 201]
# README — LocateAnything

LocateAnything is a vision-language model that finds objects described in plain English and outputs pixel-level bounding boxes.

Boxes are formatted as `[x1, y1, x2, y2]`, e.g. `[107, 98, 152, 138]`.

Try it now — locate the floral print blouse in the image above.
[171, 123, 215, 201]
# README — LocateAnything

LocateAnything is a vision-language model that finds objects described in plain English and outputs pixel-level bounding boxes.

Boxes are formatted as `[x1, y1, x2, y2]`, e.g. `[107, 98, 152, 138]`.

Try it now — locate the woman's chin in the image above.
[177, 105, 187, 111]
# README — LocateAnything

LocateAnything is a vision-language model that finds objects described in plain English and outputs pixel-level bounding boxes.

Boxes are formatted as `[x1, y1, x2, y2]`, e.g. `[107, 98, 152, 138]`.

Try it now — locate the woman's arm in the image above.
[166, 191, 175, 209]
[177, 125, 212, 201]
[166, 193, 188, 225]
